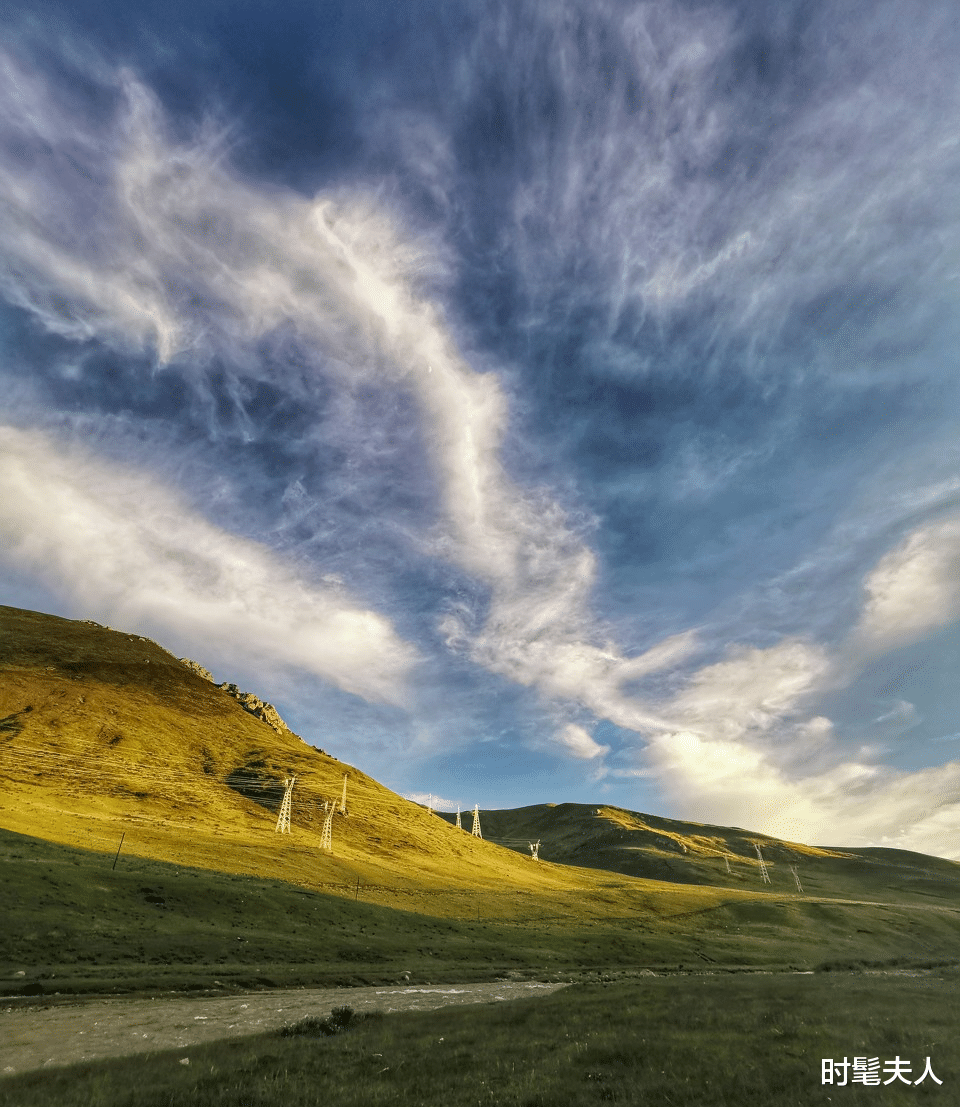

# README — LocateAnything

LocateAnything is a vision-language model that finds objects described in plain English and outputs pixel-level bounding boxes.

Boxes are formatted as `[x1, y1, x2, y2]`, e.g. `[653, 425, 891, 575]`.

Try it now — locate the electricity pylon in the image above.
[320, 800, 334, 851]
[790, 864, 803, 893]
[754, 842, 771, 884]
[471, 804, 482, 839]
[529, 840, 540, 861]
[275, 776, 295, 834]
[725, 854, 732, 874]
[455, 806, 461, 830]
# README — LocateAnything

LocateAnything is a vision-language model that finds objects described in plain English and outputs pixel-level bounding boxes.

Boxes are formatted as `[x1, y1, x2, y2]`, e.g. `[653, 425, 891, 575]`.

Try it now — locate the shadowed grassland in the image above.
[3, 971, 959, 1106]
[4, 827, 960, 998]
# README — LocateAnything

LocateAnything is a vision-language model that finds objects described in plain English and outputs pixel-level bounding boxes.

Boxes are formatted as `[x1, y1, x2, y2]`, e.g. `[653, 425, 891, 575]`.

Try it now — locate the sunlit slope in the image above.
[4, 605, 960, 990]
[0, 606, 744, 921]
[455, 803, 960, 908]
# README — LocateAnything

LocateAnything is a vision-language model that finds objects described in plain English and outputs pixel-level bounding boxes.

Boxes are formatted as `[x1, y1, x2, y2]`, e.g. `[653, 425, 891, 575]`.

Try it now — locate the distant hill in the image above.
[442, 804, 960, 908]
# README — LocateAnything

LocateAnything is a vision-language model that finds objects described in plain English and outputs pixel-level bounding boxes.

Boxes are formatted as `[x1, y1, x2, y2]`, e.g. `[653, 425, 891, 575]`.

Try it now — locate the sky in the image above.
[3, 1, 960, 858]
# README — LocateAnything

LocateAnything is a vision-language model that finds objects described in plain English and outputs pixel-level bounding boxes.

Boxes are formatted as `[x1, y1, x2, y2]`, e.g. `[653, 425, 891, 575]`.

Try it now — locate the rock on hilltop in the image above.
[178, 657, 300, 739]
[178, 657, 215, 682]
[217, 684, 292, 736]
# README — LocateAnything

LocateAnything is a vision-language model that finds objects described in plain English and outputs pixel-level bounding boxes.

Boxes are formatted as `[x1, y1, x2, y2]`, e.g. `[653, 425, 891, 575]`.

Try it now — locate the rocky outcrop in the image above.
[179, 658, 216, 683]
[217, 683, 291, 736]
[178, 658, 306, 741]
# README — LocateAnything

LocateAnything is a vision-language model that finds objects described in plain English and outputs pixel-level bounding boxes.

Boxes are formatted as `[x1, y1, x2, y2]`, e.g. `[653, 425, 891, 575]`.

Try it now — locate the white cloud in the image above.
[0, 425, 417, 705]
[872, 699, 922, 736]
[403, 791, 458, 812]
[667, 639, 831, 744]
[634, 626, 960, 857]
[644, 724, 960, 858]
[852, 515, 960, 654]
[556, 723, 609, 761]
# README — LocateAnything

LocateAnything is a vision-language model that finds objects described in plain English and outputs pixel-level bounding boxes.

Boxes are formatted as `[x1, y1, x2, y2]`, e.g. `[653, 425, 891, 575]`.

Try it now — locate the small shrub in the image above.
[280, 1016, 337, 1038]
[279, 1006, 375, 1038]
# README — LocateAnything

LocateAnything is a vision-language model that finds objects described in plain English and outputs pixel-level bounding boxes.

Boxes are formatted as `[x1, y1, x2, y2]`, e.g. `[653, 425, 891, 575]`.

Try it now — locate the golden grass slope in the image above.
[467, 801, 851, 888]
[0, 605, 761, 922]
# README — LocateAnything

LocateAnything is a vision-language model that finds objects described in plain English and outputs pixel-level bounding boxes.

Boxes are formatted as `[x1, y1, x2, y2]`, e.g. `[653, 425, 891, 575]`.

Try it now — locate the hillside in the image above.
[3, 603, 960, 996]
[0, 604, 742, 921]
[450, 803, 960, 907]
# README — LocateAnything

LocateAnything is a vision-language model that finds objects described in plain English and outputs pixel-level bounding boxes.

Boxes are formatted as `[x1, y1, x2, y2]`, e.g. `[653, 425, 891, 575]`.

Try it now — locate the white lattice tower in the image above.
[320, 802, 334, 851]
[275, 775, 296, 834]
[455, 806, 462, 830]
[790, 864, 803, 893]
[754, 842, 771, 884]
[725, 854, 731, 874]
[471, 804, 482, 839]
[529, 840, 540, 861]
[339, 773, 348, 815]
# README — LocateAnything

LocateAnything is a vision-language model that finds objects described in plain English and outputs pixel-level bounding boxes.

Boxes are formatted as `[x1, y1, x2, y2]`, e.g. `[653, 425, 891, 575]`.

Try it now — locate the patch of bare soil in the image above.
[0, 981, 569, 1075]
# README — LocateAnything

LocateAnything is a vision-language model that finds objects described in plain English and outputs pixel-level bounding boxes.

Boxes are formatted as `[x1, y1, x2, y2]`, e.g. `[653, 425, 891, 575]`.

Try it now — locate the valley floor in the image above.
[1, 980, 569, 1075]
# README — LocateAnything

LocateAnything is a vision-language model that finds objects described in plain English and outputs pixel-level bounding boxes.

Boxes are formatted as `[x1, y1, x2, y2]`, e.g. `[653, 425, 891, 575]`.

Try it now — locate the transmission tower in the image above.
[339, 773, 349, 815]
[275, 775, 296, 834]
[455, 806, 462, 830]
[754, 842, 771, 884]
[529, 839, 540, 861]
[320, 801, 334, 851]
[725, 854, 731, 875]
[790, 864, 803, 893]
[471, 804, 482, 839]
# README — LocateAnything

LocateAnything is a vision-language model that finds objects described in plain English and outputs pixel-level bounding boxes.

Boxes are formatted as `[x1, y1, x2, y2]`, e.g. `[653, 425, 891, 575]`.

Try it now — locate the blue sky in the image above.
[3, 0, 960, 857]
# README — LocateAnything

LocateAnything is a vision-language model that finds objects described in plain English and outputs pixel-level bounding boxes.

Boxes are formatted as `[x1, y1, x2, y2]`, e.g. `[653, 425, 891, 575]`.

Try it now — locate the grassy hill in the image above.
[3, 603, 960, 996]
[0, 604, 740, 918]
[450, 803, 960, 907]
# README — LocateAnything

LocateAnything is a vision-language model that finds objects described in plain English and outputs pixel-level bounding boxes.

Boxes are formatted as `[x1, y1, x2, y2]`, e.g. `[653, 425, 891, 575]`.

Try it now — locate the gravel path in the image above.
[0, 981, 569, 1075]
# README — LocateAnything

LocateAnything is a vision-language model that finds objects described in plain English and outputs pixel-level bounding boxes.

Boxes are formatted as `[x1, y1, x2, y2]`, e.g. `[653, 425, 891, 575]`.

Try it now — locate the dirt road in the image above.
[0, 981, 569, 1075]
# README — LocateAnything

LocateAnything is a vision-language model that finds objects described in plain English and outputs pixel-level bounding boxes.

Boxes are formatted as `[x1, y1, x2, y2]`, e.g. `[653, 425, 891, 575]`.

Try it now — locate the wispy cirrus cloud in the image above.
[0, 47, 690, 735]
[4, 2, 960, 859]
[0, 424, 417, 704]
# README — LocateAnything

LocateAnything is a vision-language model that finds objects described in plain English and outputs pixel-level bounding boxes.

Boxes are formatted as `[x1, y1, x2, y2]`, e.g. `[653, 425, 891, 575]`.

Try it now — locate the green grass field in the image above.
[3, 970, 957, 1106]
[4, 827, 960, 1000]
